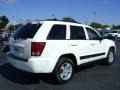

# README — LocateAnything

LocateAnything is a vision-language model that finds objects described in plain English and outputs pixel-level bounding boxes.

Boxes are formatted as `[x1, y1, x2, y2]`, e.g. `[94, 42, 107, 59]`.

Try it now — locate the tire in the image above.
[53, 57, 74, 84]
[104, 49, 114, 65]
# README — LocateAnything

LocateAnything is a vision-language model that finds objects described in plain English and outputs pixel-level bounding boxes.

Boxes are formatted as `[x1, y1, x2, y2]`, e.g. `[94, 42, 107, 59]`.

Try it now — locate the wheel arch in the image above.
[105, 46, 116, 58]
[53, 53, 78, 73]
[59, 53, 78, 67]
[109, 46, 116, 53]
[109, 46, 116, 54]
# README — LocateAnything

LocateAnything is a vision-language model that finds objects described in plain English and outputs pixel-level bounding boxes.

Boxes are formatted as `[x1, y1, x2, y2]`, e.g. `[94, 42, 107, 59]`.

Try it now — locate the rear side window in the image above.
[13, 23, 42, 39]
[70, 26, 86, 40]
[47, 24, 66, 40]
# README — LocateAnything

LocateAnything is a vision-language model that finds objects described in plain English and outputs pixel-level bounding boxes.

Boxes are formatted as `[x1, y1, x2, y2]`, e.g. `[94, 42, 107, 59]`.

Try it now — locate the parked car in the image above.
[7, 21, 116, 84]
[107, 30, 120, 39]
[98, 30, 113, 39]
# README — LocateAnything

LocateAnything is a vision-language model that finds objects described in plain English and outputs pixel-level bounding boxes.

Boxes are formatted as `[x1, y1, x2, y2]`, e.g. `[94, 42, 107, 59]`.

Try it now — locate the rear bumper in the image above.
[7, 53, 58, 73]
[8, 53, 28, 62]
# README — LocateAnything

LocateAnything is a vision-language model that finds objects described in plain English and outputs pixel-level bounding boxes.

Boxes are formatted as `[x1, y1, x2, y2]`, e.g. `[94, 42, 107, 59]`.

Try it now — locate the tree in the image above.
[112, 25, 116, 29]
[0, 16, 9, 29]
[8, 24, 22, 31]
[90, 22, 103, 29]
[102, 25, 110, 28]
[62, 17, 80, 23]
[0, 21, 4, 29]
[46, 18, 59, 21]
[112, 25, 120, 29]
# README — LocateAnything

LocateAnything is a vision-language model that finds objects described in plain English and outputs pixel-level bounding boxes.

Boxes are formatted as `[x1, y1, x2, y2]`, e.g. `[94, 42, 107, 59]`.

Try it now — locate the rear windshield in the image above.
[13, 23, 42, 39]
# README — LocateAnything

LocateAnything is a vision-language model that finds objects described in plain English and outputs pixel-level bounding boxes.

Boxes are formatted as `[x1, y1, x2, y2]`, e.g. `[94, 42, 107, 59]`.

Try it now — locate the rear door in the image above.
[68, 25, 91, 65]
[9, 23, 42, 59]
[45, 24, 70, 58]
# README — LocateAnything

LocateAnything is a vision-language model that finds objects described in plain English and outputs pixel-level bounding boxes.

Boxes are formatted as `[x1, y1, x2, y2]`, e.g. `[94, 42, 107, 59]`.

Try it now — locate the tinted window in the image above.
[47, 25, 66, 40]
[86, 27, 100, 40]
[113, 31, 118, 33]
[13, 23, 41, 39]
[70, 26, 86, 40]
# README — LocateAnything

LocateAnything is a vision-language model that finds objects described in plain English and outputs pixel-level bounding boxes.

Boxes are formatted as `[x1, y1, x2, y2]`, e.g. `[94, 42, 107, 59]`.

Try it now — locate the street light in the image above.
[84, 16, 87, 25]
[52, 14, 55, 18]
[12, 16, 16, 31]
[93, 12, 96, 29]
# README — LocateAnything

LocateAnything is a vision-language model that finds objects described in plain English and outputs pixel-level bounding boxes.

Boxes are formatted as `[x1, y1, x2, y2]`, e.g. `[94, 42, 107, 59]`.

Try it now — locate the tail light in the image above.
[31, 42, 46, 56]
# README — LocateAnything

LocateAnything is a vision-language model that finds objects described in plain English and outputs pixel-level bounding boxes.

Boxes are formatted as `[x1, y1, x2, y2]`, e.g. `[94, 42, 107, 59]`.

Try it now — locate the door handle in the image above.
[91, 44, 95, 46]
[71, 44, 77, 46]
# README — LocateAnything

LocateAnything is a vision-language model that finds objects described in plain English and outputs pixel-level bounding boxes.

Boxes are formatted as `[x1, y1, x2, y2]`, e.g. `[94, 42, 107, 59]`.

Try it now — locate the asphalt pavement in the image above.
[0, 40, 120, 90]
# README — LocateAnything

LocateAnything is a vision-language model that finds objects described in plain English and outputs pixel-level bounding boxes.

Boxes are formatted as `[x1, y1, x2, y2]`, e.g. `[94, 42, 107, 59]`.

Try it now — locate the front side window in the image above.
[86, 27, 100, 40]
[70, 26, 86, 40]
[47, 24, 66, 40]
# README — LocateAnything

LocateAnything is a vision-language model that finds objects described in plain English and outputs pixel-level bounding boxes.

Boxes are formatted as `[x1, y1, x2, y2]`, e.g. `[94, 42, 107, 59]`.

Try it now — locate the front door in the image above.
[68, 25, 91, 65]
[85, 27, 106, 61]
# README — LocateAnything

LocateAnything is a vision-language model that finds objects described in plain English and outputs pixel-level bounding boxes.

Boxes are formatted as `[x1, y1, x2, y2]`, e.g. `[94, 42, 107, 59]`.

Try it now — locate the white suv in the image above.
[107, 30, 120, 39]
[7, 21, 116, 84]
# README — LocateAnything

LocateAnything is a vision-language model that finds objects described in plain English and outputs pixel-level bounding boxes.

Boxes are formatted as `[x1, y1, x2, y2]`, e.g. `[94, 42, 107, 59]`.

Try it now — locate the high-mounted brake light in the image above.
[31, 42, 46, 56]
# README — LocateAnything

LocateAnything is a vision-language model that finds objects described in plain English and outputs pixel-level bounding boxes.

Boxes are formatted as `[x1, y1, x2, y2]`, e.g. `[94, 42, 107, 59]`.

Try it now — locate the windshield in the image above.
[13, 23, 42, 39]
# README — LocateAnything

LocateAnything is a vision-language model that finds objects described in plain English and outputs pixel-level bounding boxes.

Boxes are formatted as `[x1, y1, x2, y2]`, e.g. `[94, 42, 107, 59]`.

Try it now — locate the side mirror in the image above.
[98, 36, 104, 40]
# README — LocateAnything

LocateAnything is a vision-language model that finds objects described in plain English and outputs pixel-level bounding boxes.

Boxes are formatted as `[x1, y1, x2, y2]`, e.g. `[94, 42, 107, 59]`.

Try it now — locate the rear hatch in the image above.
[9, 23, 42, 59]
